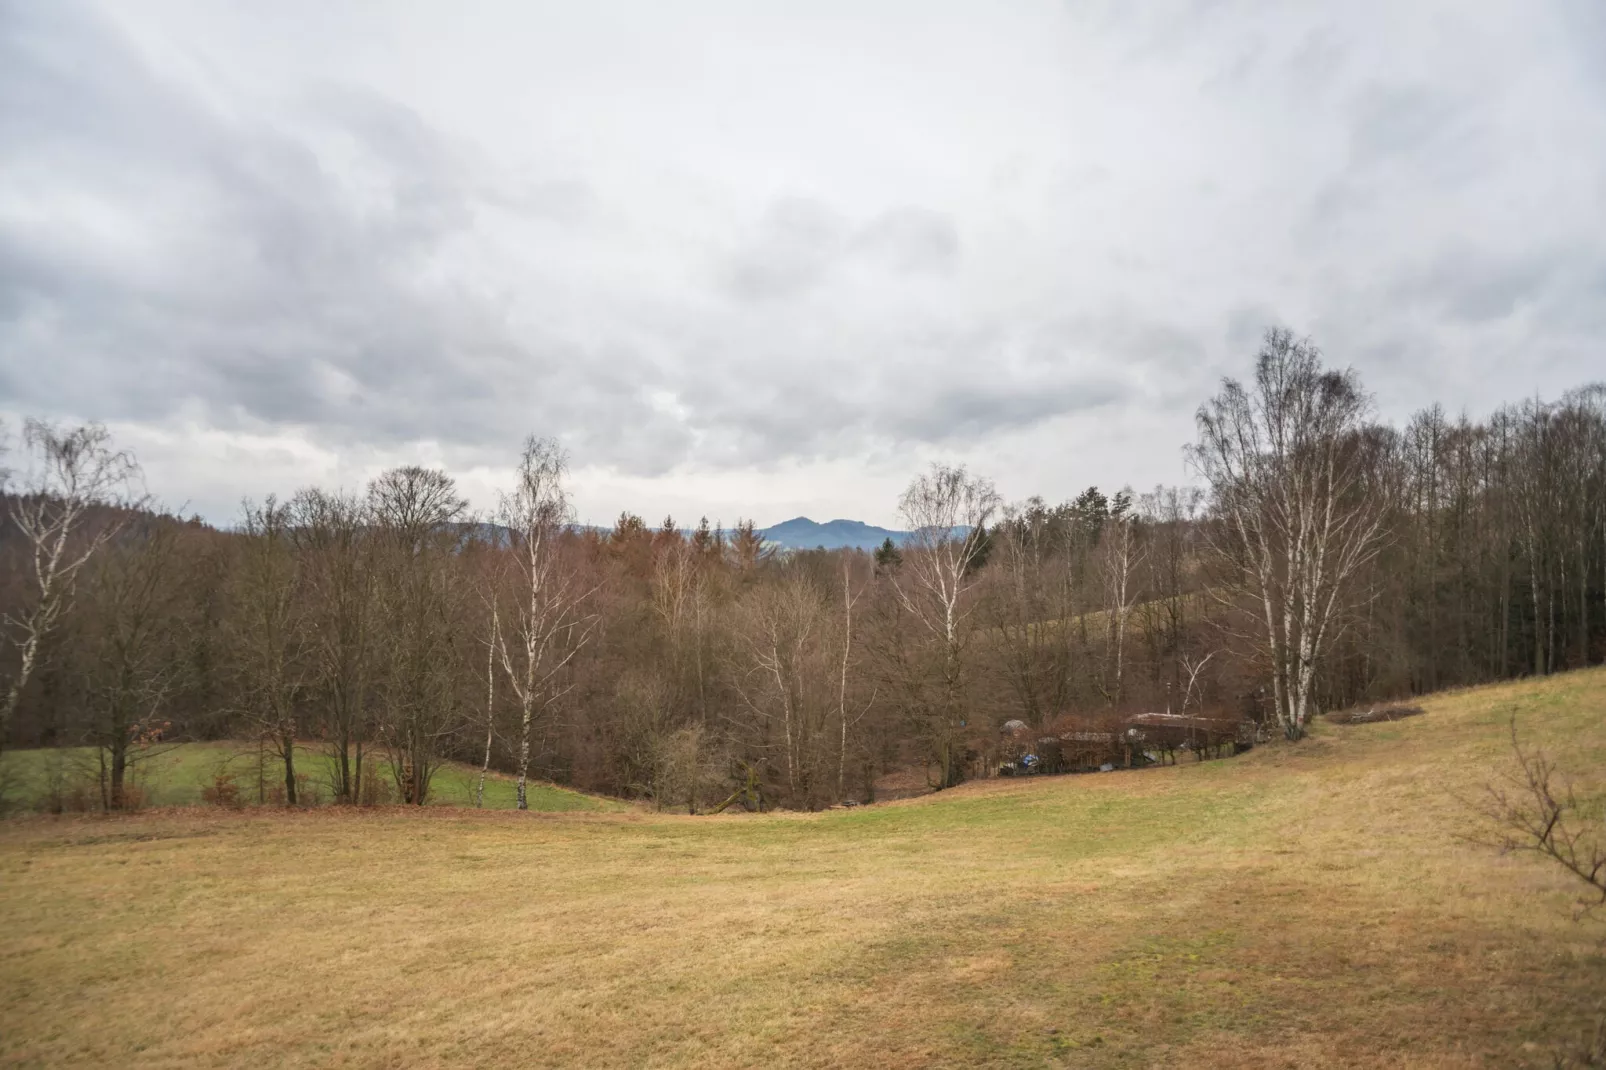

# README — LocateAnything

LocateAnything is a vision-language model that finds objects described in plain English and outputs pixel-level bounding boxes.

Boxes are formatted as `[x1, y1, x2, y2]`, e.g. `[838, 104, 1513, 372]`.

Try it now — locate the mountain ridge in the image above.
[757, 516, 907, 551]
[477, 516, 911, 552]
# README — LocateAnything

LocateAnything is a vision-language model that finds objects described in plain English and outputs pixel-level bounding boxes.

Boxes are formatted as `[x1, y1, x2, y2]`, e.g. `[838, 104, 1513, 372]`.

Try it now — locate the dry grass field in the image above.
[2, 670, 1604, 1069]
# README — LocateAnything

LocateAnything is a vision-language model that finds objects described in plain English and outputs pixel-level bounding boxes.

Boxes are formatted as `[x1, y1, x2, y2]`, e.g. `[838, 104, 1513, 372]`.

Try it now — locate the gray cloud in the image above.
[719, 199, 959, 302]
[720, 197, 848, 301]
[0, 1, 678, 478]
[2, 0, 1604, 524]
[852, 208, 960, 275]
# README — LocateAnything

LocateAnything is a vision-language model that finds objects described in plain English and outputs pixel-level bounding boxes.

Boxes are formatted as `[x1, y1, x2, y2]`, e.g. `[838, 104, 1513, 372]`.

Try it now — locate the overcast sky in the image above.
[3, 1, 1604, 527]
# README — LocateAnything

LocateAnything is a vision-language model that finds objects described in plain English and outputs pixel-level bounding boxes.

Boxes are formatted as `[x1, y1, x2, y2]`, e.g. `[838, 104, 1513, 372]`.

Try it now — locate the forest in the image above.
[2, 329, 1604, 813]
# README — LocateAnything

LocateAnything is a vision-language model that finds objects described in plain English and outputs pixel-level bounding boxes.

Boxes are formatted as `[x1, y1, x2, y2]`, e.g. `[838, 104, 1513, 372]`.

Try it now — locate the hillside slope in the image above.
[2, 670, 1603, 1067]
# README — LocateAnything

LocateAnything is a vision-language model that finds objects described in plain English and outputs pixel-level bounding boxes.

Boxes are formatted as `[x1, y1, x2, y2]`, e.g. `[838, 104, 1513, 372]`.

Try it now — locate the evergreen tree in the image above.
[873, 536, 902, 574]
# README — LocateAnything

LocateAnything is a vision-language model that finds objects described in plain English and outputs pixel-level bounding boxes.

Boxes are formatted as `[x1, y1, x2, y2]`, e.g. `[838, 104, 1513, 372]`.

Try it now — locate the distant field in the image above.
[2, 671, 1604, 1068]
[0, 741, 622, 814]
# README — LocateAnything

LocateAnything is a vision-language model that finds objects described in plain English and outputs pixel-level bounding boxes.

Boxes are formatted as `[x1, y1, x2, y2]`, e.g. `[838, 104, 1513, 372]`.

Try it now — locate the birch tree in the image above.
[495, 437, 596, 810]
[836, 555, 869, 800]
[652, 534, 711, 719]
[1139, 486, 1204, 702]
[477, 601, 499, 808]
[728, 568, 836, 808]
[1100, 491, 1146, 706]
[989, 498, 1078, 730]
[1, 421, 139, 760]
[1190, 329, 1392, 740]
[893, 463, 999, 786]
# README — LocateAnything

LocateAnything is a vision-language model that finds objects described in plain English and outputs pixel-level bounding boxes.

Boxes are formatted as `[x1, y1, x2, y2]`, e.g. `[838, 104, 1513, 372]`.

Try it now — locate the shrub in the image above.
[360, 776, 395, 807]
[262, 772, 325, 807]
[201, 771, 244, 809]
[60, 784, 96, 813]
[295, 773, 323, 807]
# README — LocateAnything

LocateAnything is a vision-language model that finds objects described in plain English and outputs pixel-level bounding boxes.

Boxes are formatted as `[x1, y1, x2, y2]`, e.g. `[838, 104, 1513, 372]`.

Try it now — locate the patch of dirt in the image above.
[33, 828, 217, 848]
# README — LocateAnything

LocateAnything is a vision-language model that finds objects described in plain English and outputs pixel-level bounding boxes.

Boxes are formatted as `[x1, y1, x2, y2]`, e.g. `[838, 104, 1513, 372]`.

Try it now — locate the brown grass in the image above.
[1327, 703, 1428, 725]
[3, 670, 1605, 1068]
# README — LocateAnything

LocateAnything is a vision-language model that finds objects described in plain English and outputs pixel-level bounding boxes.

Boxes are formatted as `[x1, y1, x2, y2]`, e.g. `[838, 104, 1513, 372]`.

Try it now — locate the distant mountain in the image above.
[757, 517, 909, 551]
[476, 516, 913, 553]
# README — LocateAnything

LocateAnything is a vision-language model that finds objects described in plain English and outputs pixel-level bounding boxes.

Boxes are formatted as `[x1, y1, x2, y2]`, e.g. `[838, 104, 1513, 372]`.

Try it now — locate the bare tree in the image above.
[495, 437, 597, 810]
[1139, 485, 1205, 704]
[836, 554, 871, 801]
[477, 600, 500, 809]
[289, 489, 374, 803]
[80, 517, 188, 809]
[1477, 718, 1606, 1068]
[893, 464, 999, 786]
[230, 497, 307, 805]
[989, 498, 1079, 730]
[1, 421, 140, 760]
[1557, 388, 1604, 671]
[1511, 401, 1562, 676]
[1481, 718, 1606, 919]
[1099, 491, 1146, 706]
[1190, 330, 1392, 739]
[727, 568, 835, 808]
[1178, 651, 1216, 713]
[368, 466, 470, 805]
[653, 533, 713, 721]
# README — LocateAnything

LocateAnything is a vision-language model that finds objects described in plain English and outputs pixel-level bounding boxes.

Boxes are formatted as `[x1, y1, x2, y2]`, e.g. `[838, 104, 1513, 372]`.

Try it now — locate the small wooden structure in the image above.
[1121, 712, 1251, 762]
[994, 710, 1255, 776]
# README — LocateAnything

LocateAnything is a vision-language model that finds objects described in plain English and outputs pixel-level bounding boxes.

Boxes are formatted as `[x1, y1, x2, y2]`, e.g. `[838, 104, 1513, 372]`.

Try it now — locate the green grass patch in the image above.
[0, 741, 622, 813]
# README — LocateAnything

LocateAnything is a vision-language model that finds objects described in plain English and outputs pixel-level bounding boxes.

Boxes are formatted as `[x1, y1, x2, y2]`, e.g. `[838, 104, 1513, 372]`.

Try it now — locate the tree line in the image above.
[2, 329, 1603, 811]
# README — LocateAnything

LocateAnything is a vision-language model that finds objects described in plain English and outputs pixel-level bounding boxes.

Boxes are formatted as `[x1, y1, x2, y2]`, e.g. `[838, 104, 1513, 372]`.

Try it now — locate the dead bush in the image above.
[295, 773, 322, 807]
[59, 784, 96, 813]
[360, 776, 395, 807]
[201, 771, 244, 809]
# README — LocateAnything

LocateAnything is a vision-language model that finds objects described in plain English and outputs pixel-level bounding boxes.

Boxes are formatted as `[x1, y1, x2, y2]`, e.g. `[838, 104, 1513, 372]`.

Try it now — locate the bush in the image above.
[262, 771, 326, 807]
[201, 771, 244, 809]
[360, 776, 395, 807]
[59, 784, 96, 813]
[295, 773, 323, 807]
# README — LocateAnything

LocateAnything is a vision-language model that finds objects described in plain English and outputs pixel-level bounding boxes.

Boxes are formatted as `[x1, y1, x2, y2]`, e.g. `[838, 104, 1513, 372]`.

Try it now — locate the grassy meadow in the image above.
[2, 670, 1604, 1068]
[0, 741, 621, 814]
